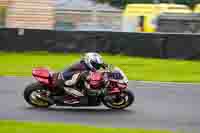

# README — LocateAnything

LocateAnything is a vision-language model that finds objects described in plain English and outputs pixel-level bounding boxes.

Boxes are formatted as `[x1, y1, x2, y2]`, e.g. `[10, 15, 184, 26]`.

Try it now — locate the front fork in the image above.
[101, 87, 121, 103]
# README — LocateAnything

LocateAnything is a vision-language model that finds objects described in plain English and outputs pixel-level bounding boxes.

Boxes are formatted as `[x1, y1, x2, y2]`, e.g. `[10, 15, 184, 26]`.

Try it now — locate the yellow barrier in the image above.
[122, 3, 192, 32]
[193, 4, 200, 13]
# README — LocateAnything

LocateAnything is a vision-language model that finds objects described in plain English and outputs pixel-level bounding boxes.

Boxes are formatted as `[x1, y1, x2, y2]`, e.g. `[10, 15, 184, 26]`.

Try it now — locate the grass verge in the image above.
[0, 120, 175, 133]
[1, 52, 200, 83]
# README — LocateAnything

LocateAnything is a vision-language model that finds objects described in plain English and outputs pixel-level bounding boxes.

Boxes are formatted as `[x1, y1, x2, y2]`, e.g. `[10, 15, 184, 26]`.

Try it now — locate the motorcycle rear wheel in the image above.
[23, 82, 53, 108]
[102, 89, 135, 109]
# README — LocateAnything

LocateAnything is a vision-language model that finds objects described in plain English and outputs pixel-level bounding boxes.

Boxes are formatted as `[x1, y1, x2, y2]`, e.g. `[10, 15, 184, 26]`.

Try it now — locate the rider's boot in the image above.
[64, 73, 84, 95]
[63, 73, 84, 104]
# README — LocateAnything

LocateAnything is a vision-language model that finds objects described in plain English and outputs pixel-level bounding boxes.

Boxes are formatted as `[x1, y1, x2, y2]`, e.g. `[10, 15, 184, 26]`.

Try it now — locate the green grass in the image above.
[1, 52, 200, 83]
[0, 120, 175, 133]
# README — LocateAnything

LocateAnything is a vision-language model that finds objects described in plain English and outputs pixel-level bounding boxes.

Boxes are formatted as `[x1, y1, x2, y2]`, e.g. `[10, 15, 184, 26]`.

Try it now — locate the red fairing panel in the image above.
[34, 77, 50, 85]
[32, 67, 50, 85]
[89, 72, 103, 89]
[117, 83, 127, 89]
[110, 87, 120, 94]
[90, 72, 103, 81]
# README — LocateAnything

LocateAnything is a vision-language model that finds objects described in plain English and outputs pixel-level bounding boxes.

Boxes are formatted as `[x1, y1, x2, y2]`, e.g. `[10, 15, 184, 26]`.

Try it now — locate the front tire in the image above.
[102, 89, 135, 109]
[23, 82, 53, 108]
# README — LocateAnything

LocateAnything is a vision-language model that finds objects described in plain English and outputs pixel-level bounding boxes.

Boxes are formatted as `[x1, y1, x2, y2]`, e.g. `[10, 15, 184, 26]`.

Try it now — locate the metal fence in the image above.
[55, 9, 123, 31]
[157, 13, 200, 33]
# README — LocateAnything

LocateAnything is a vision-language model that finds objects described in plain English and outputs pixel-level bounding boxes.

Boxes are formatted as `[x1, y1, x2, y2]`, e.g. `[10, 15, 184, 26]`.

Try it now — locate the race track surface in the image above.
[0, 77, 200, 132]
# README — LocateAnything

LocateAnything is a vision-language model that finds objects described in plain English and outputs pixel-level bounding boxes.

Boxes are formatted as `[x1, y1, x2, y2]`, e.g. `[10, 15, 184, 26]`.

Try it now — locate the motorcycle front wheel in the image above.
[102, 89, 135, 109]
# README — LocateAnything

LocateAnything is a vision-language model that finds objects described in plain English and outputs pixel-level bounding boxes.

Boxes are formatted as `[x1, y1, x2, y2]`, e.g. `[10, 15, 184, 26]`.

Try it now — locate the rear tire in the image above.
[23, 82, 53, 108]
[102, 89, 135, 110]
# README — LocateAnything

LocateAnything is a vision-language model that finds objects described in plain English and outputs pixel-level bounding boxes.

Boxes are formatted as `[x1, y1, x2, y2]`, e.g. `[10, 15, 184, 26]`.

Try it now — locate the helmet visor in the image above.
[91, 61, 102, 70]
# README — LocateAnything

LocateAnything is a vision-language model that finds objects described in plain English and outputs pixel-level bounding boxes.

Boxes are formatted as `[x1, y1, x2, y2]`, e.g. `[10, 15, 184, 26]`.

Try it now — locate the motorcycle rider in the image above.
[54, 52, 108, 99]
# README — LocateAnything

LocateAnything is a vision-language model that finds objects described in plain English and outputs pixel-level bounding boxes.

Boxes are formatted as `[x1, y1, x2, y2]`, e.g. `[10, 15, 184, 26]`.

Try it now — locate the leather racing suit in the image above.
[57, 59, 108, 97]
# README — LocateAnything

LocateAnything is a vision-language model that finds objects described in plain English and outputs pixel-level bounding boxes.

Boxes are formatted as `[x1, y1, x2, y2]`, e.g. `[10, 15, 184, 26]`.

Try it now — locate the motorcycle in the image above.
[23, 65, 135, 109]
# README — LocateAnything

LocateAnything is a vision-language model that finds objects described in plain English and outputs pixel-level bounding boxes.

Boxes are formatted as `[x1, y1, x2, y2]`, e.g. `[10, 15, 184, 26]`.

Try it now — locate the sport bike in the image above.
[23, 66, 135, 109]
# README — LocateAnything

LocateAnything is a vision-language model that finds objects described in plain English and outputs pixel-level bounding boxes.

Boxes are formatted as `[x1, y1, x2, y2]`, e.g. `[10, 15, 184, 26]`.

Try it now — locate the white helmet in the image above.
[82, 52, 104, 71]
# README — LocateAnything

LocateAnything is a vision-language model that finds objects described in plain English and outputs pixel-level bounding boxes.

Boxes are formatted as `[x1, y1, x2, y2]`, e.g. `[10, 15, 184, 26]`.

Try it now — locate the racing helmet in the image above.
[82, 52, 104, 71]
